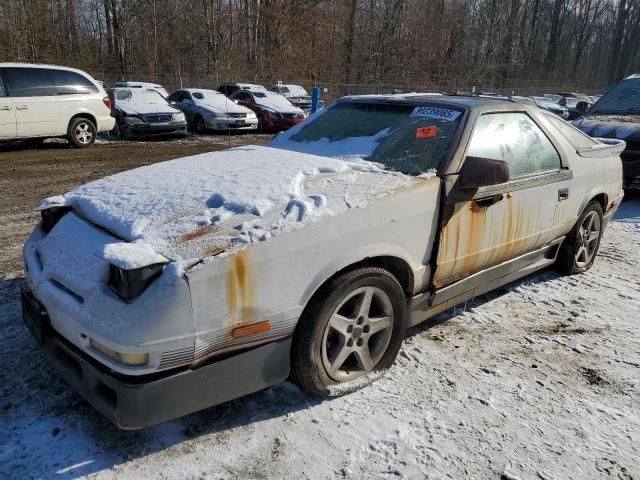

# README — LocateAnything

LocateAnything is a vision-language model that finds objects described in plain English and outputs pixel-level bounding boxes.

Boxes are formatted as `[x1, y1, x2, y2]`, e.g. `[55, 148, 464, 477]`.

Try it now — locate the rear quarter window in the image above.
[544, 114, 597, 150]
[3, 67, 56, 97]
[50, 69, 99, 95]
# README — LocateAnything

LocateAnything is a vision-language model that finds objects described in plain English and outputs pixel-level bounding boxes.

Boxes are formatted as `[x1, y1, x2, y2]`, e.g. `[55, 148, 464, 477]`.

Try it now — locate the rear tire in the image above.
[291, 267, 407, 396]
[555, 201, 604, 275]
[67, 117, 96, 148]
[257, 115, 265, 133]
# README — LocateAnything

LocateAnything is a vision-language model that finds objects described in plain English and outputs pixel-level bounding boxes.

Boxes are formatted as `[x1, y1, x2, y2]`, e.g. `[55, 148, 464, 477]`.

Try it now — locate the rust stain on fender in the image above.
[225, 249, 256, 328]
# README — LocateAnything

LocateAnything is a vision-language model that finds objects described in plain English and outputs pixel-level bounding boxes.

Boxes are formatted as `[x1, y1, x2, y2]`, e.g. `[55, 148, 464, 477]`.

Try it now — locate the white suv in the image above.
[0, 63, 115, 147]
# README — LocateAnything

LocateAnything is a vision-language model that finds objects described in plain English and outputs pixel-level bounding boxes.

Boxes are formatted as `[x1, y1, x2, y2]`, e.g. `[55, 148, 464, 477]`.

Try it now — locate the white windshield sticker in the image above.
[410, 107, 461, 121]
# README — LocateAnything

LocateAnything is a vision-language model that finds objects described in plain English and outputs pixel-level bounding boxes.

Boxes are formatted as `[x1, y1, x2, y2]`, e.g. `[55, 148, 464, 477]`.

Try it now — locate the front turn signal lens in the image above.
[90, 339, 149, 366]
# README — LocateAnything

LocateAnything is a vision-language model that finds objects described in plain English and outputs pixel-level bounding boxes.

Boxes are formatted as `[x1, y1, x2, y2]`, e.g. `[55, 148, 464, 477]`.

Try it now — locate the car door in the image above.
[0, 73, 16, 139]
[178, 91, 197, 122]
[432, 111, 570, 288]
[3, 67, 60, 137]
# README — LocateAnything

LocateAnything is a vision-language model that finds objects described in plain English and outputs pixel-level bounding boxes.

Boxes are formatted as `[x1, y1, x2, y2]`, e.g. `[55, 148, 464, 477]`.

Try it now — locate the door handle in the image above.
[0, 105, 11, 111]
[558, 188, 569, 201]
[16, 105, 28, 110]
[473, 194, 504, 208]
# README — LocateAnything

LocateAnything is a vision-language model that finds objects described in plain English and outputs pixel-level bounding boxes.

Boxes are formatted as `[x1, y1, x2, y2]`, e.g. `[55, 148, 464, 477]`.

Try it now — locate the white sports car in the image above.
[22, 96, 624, 429]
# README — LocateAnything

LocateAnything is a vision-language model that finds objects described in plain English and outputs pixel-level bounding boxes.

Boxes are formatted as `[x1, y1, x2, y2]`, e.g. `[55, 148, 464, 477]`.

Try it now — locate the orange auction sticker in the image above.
[416, 126, 437, 138]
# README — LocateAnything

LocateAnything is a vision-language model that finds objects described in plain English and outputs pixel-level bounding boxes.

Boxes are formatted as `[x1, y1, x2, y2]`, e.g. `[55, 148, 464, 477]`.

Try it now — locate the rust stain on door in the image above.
[433, 194, 542, 288]
[225, 249, 256, 328]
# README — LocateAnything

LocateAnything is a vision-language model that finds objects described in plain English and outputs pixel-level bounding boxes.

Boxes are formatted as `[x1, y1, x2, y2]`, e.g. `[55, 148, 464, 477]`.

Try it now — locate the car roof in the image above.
[182, 88, 221, 94]
[0, 62, 94, 77]
[624, 73, 640, 80]
[338, 94, 529, 113]
[115, 81, 164, 87]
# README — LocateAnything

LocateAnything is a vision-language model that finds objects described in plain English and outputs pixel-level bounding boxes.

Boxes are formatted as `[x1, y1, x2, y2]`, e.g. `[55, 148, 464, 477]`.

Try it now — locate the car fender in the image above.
[298, 243, 417, 307]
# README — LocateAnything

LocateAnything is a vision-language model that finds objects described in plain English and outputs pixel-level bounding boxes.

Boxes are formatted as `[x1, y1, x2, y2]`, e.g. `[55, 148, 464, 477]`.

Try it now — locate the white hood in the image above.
[45, 146, 414, 265]
[114, 88, 179, 116]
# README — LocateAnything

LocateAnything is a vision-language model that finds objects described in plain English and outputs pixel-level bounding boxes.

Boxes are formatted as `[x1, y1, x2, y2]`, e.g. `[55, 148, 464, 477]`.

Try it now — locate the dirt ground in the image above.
[0, 134, 269, 277]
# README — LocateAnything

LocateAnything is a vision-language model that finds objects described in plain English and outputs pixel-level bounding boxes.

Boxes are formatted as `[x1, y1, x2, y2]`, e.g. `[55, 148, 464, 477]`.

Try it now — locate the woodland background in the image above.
[1, 0, 639, 98]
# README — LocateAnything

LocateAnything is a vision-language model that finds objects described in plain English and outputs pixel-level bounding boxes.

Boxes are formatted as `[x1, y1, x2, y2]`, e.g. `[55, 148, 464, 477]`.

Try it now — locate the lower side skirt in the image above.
[408, 237, 565, 327]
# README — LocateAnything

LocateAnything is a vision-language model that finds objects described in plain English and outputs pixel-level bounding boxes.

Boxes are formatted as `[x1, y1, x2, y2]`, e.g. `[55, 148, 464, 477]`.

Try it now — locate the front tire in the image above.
[193, 115, 207, 134]
[555, 201, 604, 274]
[67, 117, 96, 148]
[291, 267, 407, 395]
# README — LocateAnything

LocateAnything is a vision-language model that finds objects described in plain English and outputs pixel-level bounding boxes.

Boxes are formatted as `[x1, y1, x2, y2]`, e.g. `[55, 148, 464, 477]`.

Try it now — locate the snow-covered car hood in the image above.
[574, 114, 640, 141]
[254, 93, 304, 114]
[116, 102, 180, 116]
[196, 98, 252, 115]
[40, 146, 415, 269]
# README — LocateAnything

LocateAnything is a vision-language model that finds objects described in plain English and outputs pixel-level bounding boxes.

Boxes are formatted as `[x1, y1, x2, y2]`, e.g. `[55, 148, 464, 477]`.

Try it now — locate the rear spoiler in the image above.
[577, 138, 626, 158]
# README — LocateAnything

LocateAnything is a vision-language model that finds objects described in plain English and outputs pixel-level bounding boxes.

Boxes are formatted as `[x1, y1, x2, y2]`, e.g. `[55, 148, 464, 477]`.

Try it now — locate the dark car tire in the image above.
[67, 117, 96, 148]
[555, 201, 604, 275]
[290, 267, 408, 396]
[257, 115, 266, 133]
[193, 115, 207, 134]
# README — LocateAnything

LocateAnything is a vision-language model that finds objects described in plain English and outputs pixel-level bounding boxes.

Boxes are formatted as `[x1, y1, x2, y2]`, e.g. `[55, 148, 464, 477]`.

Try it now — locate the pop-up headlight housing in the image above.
[40, 206, 72, 234]
[108, 262, 166, 302]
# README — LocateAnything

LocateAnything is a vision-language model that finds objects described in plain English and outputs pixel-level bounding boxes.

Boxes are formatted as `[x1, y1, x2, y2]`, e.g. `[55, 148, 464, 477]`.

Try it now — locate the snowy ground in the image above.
[0, 200, 639, 480]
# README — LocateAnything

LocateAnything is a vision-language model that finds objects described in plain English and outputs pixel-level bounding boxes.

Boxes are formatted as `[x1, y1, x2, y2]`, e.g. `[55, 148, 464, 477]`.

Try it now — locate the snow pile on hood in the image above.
[189, 90, 251, 115]
[113, 88, 178, 116]
[52, 146, 414, 266]
[253, 91, 302, 113]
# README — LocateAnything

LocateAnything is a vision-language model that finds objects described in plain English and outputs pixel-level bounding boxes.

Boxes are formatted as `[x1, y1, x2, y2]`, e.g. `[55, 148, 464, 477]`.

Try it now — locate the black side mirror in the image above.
[458, 156, 509, 189]
[576, 101, 588, 114]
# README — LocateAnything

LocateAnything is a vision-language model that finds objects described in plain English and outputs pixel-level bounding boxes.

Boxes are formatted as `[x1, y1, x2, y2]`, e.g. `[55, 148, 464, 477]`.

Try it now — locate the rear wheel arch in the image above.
[589, 193, 608, 213]
[69, 112, 97, 130]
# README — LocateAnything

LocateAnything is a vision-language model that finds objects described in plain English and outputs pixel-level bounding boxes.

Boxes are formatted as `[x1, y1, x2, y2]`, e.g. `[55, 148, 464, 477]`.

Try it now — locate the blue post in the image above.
[311, 87, 320, 114]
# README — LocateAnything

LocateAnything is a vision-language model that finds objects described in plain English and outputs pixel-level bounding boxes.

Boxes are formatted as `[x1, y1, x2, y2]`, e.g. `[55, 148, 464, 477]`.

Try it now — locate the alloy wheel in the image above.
[321, 286, 394, 382]
[575, 210, 601, 268]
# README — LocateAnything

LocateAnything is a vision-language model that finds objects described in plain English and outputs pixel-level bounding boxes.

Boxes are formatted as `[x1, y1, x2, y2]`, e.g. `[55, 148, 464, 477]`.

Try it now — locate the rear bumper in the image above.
[22, 289, 291, 429]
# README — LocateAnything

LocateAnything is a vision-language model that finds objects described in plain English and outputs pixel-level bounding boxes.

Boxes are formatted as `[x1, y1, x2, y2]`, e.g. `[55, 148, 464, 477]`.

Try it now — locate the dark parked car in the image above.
[230, 89, 306, 132]
[558, 97, 590, 119]
[109, 88, 187, 139]
[217, 82, 266, 97]
[573, 74, 640, 192]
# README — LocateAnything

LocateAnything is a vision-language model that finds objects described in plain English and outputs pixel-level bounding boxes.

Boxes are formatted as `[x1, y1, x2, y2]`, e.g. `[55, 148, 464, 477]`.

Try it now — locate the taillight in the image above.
[103, 96, 112, 109]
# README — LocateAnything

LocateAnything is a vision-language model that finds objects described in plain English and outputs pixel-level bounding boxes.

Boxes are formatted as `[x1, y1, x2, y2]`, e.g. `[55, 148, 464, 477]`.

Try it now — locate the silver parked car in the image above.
[168, 89, 258, 133]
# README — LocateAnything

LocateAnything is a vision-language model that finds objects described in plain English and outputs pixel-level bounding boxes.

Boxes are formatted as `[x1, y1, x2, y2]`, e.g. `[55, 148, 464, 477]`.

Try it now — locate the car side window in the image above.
[0, 74, 6, 97]
[50, 70, 99, 94]
[3, 67, 56, 97]
[466, 112, 561, 178]
[545, 114, 597, 150]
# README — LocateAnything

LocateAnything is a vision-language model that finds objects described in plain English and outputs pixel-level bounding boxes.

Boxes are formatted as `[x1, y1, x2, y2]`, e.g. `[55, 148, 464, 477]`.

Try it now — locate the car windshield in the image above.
[268, 102, 463, 176]
[116, 88, 169, 105]
[534, 97, 560, 109]
[192, 90, 222, 102]
[589, 77, 640, 114]
[285, 85, 308, 96]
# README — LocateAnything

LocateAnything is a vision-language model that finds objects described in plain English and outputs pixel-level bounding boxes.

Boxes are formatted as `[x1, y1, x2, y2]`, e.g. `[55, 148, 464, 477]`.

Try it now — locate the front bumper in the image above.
[22, 288, 291, 429]
[204, 117, 258, 131]
[125, 121, 188, 137]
